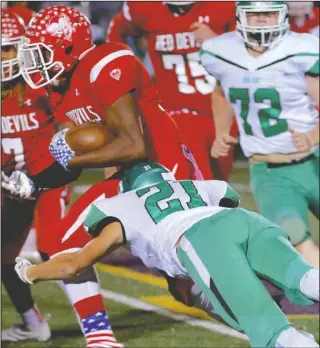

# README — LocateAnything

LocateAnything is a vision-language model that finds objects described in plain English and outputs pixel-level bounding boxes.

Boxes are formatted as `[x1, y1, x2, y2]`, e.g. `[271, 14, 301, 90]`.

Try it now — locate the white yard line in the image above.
[100, 288, 249, 342]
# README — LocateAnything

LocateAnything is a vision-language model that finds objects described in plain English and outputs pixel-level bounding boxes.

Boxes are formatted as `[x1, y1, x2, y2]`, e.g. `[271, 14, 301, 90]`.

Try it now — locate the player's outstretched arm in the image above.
[211, 82, 237, 158]
[107, 12, 139, 43]
[68, 93, 146, 169]
[15, 222, 124, 283]
[307, 74, 319, 108]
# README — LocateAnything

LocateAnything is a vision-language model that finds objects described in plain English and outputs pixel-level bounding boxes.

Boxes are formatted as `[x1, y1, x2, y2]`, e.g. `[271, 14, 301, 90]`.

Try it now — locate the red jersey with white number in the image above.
[107, 2, 235, 117]
[1, 83, 56, 176]
[53, 42, 186, 164]
[290, 7, 320, 37]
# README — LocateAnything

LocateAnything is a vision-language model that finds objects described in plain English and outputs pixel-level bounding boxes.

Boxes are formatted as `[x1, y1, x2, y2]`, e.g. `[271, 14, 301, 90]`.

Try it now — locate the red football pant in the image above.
[2, 186, 68, 264]
[35, 185, 69, 253]
[172, 112, 238, 181]
[44, 180, 119, 256]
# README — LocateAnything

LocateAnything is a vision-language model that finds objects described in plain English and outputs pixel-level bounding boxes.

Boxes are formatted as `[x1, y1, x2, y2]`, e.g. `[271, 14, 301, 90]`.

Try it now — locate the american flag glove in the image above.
[49, 128, 75, 170]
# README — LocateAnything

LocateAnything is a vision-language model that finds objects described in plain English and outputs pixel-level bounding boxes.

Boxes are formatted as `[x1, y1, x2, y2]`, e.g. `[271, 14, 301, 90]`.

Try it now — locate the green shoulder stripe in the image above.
[84, 204, 107, 235]
[199, 48, 216, 58]
[295, 53, 319, 57]
[237, 1, 286, 6]
[307, 60, 319, 76]
[200, 48, 248, 71]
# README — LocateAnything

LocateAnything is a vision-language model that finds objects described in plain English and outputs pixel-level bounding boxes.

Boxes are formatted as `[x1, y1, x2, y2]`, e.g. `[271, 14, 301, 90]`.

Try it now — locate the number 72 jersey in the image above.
[201, 31, 319, 157]
[85, 179, 239, 278]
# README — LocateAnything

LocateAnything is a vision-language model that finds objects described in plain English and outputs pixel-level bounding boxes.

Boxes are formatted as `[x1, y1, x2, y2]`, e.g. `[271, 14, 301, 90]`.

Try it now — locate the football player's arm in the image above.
[68, 92, 146, 169]
[68, 50, 146, 169]
[290, 64, 319, 152]
[211, 81, 235, 136]
[107, 12, 140, 43]
[305, 73, 319, 147]
[306, 74, 319, 108]
[24, 222, 124, 282]
[210, 82, 237, 158]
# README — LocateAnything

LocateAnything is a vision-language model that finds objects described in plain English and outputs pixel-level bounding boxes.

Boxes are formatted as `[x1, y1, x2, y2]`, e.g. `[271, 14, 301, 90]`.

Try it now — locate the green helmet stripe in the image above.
[237, 1, 286, 6]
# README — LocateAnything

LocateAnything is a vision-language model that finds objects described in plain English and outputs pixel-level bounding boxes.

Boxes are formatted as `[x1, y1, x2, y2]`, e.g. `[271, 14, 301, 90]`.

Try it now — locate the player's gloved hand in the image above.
[1, 170, 36, 200]
[15, 257, 35, 284]
[211, 134, 238, 158]
[49, 128, 75, 170]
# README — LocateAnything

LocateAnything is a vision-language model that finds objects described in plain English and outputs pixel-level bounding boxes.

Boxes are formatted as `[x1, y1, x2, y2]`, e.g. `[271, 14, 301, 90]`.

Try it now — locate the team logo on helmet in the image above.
[110, 68, 121, 81]
[46, 13, 74, 41]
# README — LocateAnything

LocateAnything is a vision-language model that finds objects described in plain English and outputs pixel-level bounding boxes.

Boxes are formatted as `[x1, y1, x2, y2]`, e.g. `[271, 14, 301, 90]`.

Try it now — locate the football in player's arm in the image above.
[200, 1, 319, 268]
[15, 162, 320, 348]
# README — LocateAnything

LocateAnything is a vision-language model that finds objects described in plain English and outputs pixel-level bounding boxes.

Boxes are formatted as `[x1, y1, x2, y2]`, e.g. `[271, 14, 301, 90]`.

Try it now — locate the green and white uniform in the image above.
[200, 31, 319, 244]
[85, 180, 238, 277]
[84, 179, 313, 347]
[201, 31, 319, 157]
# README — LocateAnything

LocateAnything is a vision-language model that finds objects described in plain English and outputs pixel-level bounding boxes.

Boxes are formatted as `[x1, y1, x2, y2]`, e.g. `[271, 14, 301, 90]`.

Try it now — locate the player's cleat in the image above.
[275, 328, 319, 347]
[1, 315, 51, 342]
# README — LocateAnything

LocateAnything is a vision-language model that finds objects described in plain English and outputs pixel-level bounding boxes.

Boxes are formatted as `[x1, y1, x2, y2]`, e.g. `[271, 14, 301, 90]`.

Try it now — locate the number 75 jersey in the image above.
[85, 179, 239, 278]
[108, 2, 235, 117]
[201, 31, 319, 157]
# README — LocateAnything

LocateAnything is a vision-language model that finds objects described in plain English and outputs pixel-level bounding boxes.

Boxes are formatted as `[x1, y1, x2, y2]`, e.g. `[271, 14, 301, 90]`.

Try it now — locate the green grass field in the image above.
[2, 167, 319, 347]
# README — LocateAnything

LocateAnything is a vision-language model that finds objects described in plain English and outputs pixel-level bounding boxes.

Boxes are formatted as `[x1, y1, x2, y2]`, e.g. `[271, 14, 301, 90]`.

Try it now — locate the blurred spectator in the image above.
[288, 1, 319, 36]
[7, 1, 35, 24]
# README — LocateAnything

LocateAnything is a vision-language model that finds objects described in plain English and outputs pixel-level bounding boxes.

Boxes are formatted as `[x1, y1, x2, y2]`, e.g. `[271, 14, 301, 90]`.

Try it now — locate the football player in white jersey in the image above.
[200, 1, 319, 268]
[15, 162, 319, 347]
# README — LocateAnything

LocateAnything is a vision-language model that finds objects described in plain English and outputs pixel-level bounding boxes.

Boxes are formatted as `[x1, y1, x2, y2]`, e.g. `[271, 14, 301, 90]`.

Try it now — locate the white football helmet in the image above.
[1, 9, 26, 82]
[236, 1, 289, 47]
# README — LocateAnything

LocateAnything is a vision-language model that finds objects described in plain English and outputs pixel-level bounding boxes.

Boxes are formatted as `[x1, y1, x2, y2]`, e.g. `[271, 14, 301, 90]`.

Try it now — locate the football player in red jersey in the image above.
[1, 9, 118, 347]
[288, 1, 319, 37]
[1, 9, 54, 342]
[5, 4, 206, 346]
[107, 1, 238, 180]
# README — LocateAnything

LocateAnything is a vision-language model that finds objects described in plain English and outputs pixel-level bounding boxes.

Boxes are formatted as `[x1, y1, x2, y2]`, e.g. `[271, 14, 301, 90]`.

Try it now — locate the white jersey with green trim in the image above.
[201, 31, 319, 157]
[84, 180, 234, 278]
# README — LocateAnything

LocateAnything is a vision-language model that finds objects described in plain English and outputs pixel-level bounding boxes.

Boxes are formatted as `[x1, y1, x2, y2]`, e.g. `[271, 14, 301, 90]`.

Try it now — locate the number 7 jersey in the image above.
[85, 179, 239, 278]
[1, 84, 56, 176]
[201, 31, 319, 157]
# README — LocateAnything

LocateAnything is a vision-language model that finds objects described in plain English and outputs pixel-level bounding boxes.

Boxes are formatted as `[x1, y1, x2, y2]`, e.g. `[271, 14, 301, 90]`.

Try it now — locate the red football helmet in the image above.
[1, 9, 26, 82]
[19, 5, 93, 89]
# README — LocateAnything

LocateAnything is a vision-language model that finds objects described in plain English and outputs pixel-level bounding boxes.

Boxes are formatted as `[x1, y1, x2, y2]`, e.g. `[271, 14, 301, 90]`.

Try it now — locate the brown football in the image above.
[65, 123, 114, 154]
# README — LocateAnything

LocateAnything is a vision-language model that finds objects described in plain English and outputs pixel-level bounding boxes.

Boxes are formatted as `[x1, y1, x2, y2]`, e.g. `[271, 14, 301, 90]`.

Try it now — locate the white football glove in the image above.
[15, 257, 35, 284]
[1, 171, 36, 199]
[49, 128, 75, 170]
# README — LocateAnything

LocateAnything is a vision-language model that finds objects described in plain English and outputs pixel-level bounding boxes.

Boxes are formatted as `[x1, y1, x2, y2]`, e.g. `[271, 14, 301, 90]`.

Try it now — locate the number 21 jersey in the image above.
[201, 31, 319, 157]
[85, 179, 237, 277]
